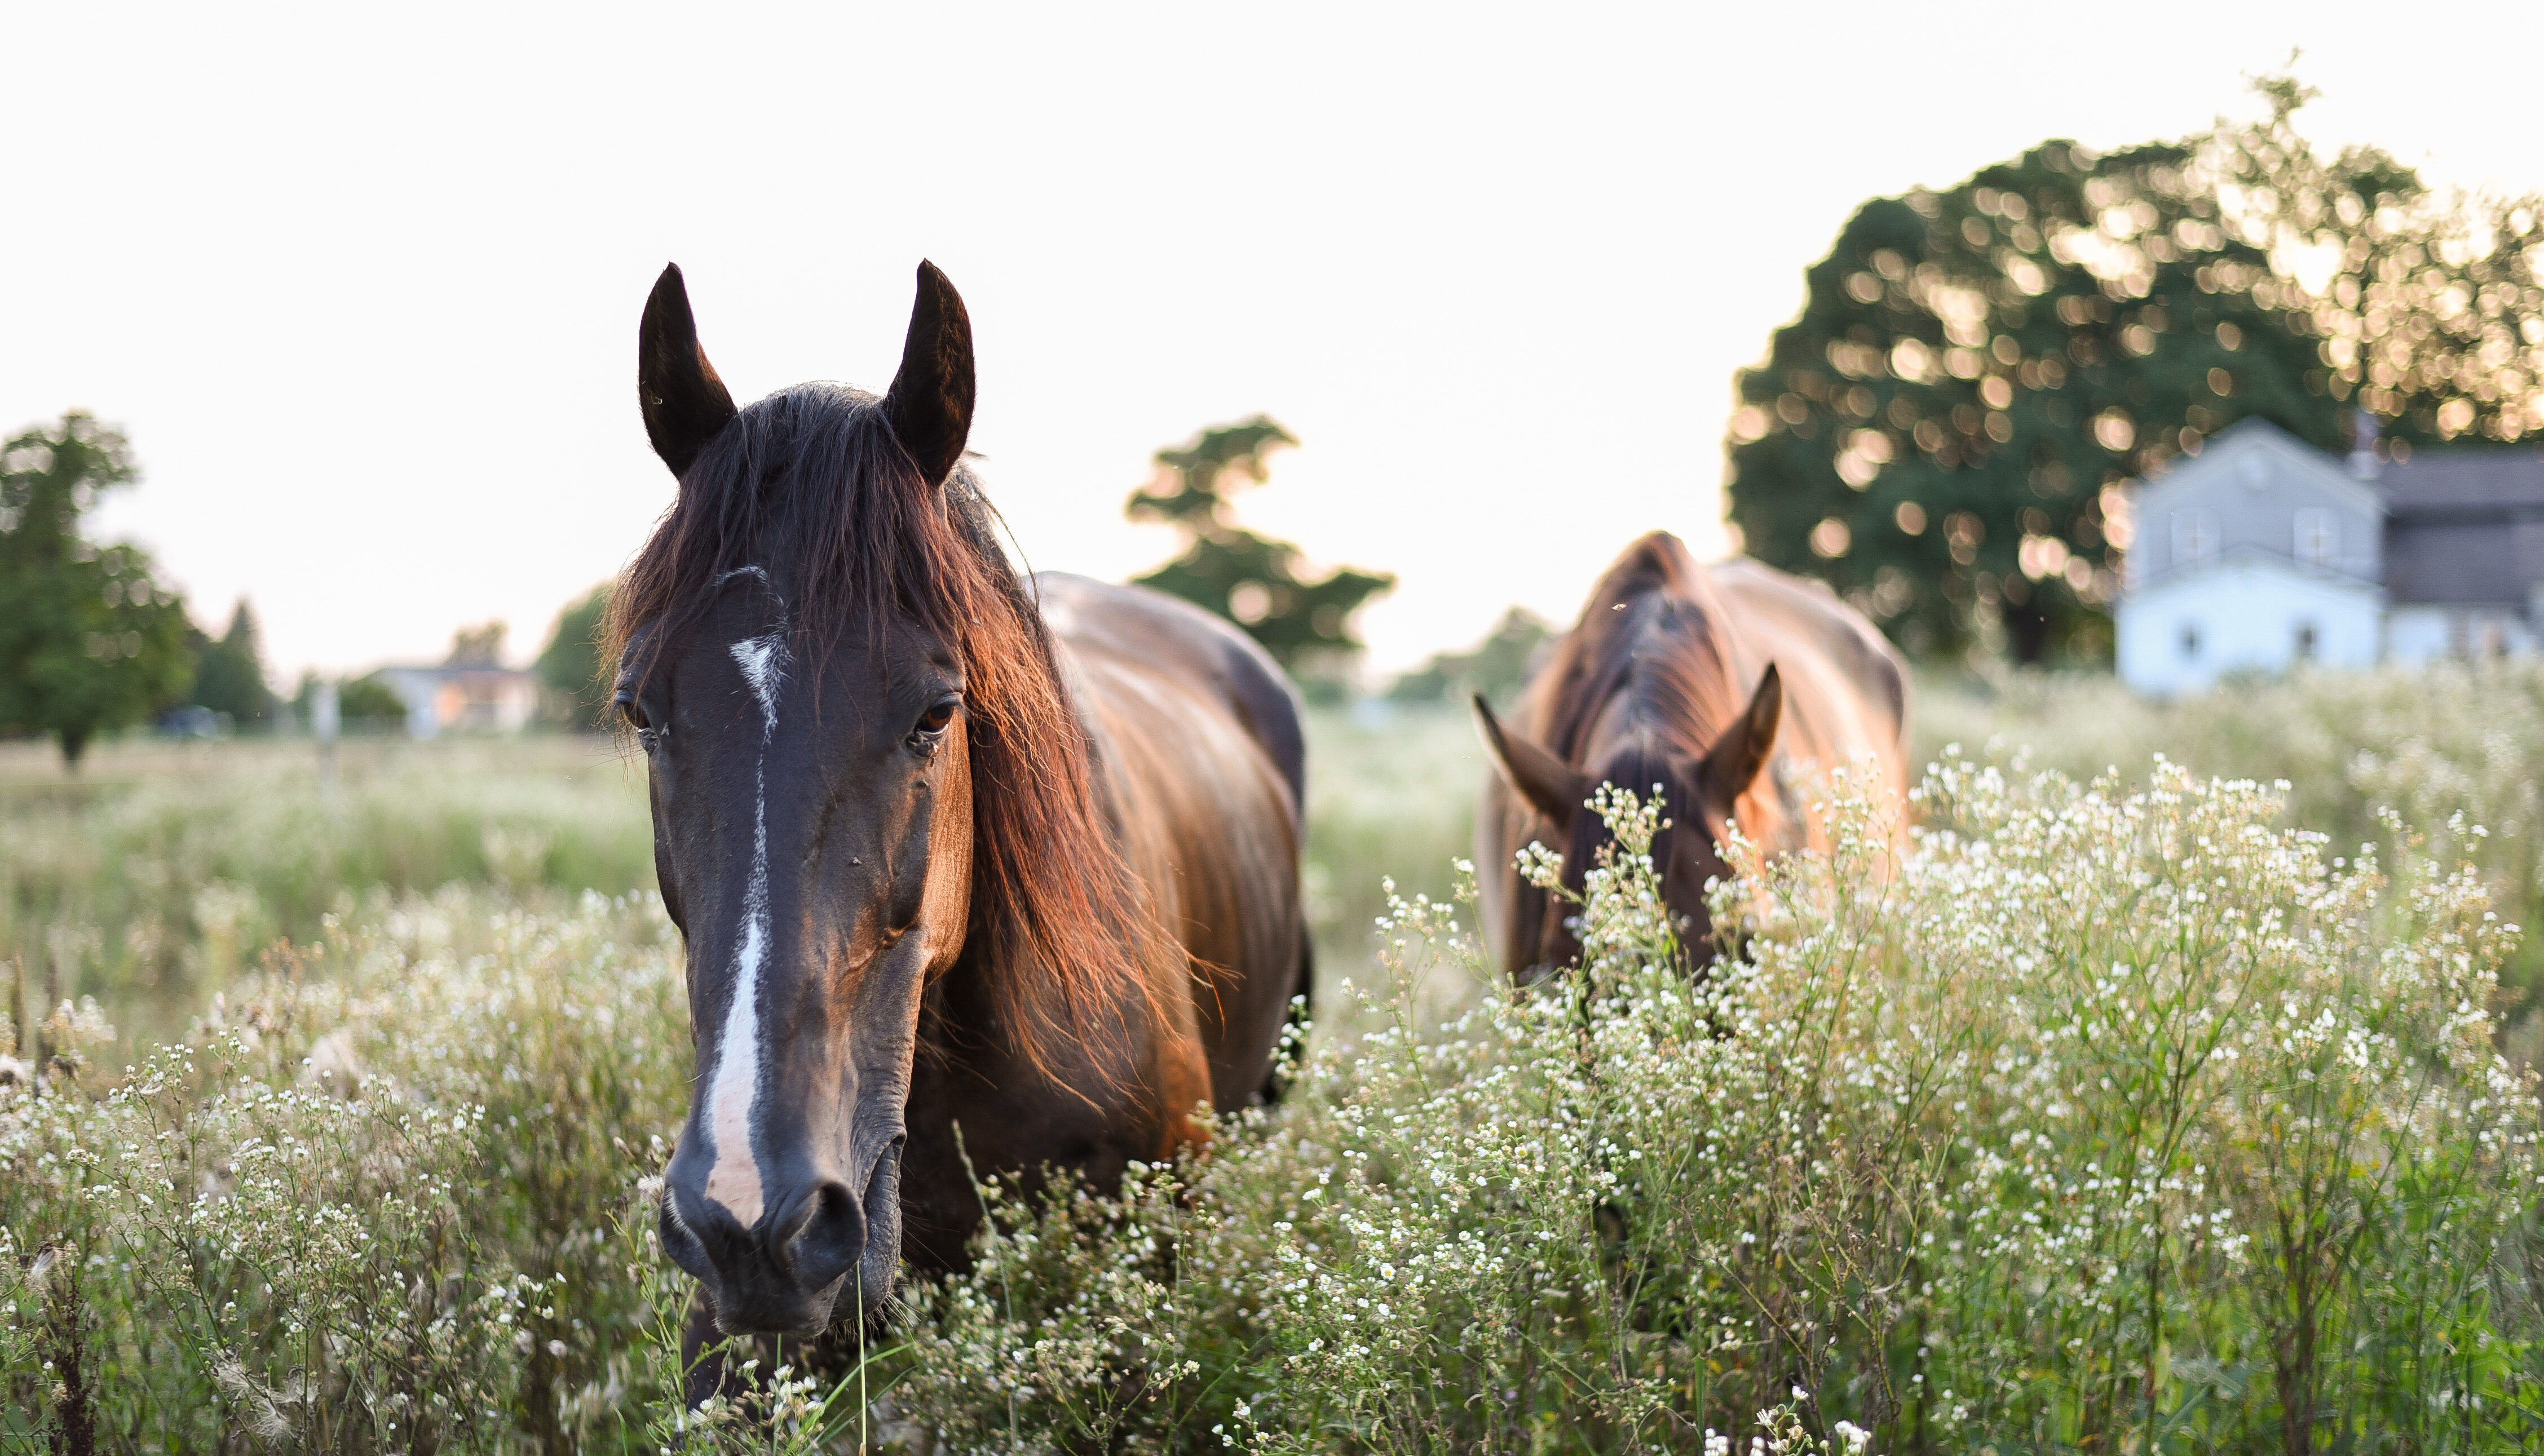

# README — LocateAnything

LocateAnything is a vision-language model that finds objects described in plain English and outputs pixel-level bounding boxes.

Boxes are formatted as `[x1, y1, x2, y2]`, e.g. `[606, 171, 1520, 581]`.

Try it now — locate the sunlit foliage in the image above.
[1729, 79, 2544, 665]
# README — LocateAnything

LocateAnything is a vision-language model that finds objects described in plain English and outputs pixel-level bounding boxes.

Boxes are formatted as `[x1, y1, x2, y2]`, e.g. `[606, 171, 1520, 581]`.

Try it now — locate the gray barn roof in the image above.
[2378, 445, 2544, 607]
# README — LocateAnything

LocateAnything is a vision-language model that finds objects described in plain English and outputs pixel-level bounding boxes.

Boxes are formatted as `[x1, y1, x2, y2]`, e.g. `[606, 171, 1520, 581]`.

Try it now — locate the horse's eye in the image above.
[615, 690, 650, 732]
[911, 694, 959, 742]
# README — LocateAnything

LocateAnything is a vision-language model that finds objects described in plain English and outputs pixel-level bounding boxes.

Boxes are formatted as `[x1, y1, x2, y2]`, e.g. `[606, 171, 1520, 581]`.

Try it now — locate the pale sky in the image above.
[7, 3, 2538, 679]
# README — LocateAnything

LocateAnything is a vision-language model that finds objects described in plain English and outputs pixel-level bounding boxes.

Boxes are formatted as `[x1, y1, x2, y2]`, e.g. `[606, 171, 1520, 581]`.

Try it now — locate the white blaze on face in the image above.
[703, 631, 787, 1228]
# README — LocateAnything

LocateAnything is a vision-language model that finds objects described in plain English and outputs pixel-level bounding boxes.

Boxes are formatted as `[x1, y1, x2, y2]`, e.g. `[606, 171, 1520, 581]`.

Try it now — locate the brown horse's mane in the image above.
[1532, 532, 1751, 787]
[603, 381, 1168, 1079]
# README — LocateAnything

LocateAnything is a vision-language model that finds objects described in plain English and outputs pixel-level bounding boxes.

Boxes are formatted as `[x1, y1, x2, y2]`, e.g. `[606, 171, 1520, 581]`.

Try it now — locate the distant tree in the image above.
[337, 672, 408, 727]
[1726, 78, 2544, 663]
[190, 599, 276, 726]
[1127, 415, 1393, 671]
[1389, 607, 1556, 706]
[0, 414, 195, 763]
[535, 584, 612, 729]
[446, 622, 506, 668]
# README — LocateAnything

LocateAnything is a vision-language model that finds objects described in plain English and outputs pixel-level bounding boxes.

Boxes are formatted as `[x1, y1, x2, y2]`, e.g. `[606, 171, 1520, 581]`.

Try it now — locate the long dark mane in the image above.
[604, 382, 1167, 1075]
[1531, 532, 1750, 781]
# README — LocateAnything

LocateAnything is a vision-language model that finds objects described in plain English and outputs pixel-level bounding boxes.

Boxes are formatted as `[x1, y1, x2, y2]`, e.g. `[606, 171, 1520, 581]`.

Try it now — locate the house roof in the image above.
[2121, 419, 2544, 610]
[2374, 444, 2544, 607]
[2383, 520, 2544, 605]
[2172, 417, 2390, 519]
[2377, 445, 2544, 514]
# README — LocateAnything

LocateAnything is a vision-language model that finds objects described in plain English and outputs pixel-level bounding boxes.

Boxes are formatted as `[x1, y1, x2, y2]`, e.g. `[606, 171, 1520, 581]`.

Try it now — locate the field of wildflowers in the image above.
[6, 667, 2544, 1452]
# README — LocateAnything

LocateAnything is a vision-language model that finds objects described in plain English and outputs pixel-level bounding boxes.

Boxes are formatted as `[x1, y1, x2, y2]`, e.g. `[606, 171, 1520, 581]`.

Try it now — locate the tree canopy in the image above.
[1127, 415, 1394, 671]
[189, 599, 276, 727]
[446, 622, 507, 668]
[335, 673, 408, 727]
[535, 584, 612, 730]
[1388, 607, 1554, 706]
[1726, 79, 2544, 662]
[0, 414, 194, 763]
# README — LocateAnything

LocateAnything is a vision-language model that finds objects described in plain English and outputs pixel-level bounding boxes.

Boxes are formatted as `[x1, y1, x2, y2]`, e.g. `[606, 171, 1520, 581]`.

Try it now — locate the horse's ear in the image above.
[882, 260, 976, 488]
[1700, 663, 1782, 805]
[1473, 695, 1592, 827]
[638, 264, 740, 478]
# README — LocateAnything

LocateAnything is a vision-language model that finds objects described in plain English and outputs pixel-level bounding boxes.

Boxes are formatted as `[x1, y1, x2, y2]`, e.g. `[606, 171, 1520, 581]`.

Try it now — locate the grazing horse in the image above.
[610, 262, 1308, 1362]
[1473, 532, 1909, 980]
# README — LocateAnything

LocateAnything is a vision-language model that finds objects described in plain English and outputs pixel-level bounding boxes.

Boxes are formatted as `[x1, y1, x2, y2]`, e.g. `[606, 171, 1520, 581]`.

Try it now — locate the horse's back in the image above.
[1035, 572, 1305, 808]
[1708, 556, 1910, 806]
[1033, 573, 1306, 1114]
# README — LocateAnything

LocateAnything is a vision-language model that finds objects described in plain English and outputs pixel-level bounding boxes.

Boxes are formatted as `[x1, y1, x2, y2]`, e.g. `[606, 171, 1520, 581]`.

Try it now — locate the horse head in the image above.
[616, 262, 988, 1336]
[1474, 615, 1781, 976]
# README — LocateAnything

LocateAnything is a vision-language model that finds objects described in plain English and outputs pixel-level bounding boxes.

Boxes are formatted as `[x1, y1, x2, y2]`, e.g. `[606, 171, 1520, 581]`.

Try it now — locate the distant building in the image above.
[373, 665, 544, 738]
[2115, 417, 2544, 694]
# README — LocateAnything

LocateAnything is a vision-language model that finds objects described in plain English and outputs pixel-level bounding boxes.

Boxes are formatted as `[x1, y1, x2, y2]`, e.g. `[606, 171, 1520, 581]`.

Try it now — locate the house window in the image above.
[2294, 621, 2318, 660]
[2172, 508, 2217, 568]
[2180, 623, 2201, 659]
[2294, 508, 2336, 566]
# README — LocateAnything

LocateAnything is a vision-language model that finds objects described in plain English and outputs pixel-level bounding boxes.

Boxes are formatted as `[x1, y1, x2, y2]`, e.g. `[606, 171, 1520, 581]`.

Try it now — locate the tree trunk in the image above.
[57, 725, 89, 769]
[1999, 596, 2053, 664]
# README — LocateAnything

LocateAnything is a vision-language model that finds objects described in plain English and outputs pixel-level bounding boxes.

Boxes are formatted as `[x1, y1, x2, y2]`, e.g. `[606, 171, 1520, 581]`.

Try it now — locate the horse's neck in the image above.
[896, 965, 1166, 1273]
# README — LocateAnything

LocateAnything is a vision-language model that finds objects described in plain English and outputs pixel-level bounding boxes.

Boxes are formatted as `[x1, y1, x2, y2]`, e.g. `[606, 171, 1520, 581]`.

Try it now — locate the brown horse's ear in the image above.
[1699, 663, 1782, 805]
[1473, 695, 1592, 826]
[638, 264, 740, 478]
[883, 260, 976, 488]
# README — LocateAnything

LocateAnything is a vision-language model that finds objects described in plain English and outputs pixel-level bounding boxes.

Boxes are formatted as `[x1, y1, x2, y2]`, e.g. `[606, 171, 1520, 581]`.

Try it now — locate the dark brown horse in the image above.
[609, 263, 1307, 1356]
[1473, 532, 1909, 980]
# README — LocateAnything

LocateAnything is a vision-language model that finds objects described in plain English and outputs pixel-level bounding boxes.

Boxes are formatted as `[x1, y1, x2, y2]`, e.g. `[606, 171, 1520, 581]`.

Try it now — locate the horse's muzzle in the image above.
[660, 1139, 903, 1336]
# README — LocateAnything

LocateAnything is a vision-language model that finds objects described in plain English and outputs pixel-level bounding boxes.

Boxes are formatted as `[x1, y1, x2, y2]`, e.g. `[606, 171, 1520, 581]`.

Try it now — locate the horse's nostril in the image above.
[783, 1180, 867, 1295]
[658, 1184, 713, 1282]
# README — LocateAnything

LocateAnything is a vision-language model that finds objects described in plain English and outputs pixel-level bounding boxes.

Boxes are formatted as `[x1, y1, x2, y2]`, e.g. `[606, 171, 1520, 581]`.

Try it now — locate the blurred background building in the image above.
[2117, 415, 2544, 693]
[370, 623, 544, 738]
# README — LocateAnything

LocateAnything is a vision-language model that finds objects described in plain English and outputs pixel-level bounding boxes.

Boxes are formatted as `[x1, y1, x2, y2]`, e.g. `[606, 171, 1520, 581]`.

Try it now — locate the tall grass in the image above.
[7, 668, 2544, 1449]
[0, 710, 1465, 1059]
[0, 737, 653, 1052]
[1298, 703, 1483, 1005]
[2, 887, 694, 1452]
[1918, 661, 2544, 1014]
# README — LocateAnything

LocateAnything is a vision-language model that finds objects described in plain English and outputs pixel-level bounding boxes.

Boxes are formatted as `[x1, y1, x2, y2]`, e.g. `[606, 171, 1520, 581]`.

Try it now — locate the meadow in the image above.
[6, 663, 2544, 1452]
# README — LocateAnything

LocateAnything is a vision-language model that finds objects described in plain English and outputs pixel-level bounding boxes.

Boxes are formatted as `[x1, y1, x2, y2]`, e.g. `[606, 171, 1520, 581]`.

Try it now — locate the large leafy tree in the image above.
[191, 599, 276, 725]
[1127, 415, 1394, 670]
[1727, 79, 2544, 662]
[0, 414, 194, 763]
[535, 583, 612, 729]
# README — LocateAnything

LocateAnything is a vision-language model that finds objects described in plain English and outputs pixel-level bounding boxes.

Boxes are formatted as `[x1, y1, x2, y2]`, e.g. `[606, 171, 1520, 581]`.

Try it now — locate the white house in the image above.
[2115, 418, 2544, 694]
[374, 665, 544, 738]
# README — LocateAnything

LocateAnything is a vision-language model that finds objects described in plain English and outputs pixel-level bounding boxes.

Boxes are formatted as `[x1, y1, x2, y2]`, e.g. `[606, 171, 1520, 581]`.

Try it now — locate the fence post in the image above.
[314, 678, 341, 794]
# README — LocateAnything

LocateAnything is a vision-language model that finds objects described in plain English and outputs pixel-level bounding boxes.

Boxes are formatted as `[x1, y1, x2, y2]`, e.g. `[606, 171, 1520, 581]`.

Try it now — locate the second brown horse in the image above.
[1474, 531, 1910, 980]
